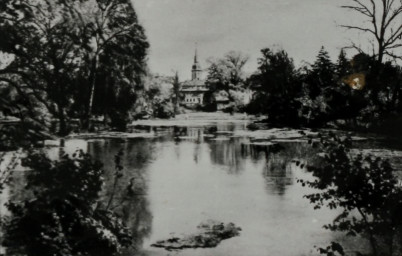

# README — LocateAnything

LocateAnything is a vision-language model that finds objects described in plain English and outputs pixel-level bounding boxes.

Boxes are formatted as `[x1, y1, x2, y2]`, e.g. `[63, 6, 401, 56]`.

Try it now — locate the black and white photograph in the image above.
[1, 1, 402, 255]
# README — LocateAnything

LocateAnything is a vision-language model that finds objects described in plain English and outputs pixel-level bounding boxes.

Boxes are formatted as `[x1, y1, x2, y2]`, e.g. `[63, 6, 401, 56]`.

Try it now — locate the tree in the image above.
[172, 71, 181, 114]
[140, 73, 175, 119]
[0, 0, 149, 134]
[248, 48, 300, 126]
[336, 49, 352, 78]
[78, 0, 149, 128]
[312, 47, 336, 90]
[0, 0, 89, 135]
[296, 47, 337, 126]
[342, 0, 402, 63]
[206, 51, 249, 93]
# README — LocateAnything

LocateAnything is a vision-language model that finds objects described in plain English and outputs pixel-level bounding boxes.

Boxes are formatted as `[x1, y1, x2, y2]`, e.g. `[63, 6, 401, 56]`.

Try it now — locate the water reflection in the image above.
[3, 123, 359, 256]
[86, 125, 339, 256]
[263, 143, 316, 196]
[209, 138, 245, 174]
[86, 138, 156, 253]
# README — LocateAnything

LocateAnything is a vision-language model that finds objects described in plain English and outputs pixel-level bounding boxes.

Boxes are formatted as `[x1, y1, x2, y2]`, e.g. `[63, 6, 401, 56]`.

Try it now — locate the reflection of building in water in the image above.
[187, 128, 203, 142]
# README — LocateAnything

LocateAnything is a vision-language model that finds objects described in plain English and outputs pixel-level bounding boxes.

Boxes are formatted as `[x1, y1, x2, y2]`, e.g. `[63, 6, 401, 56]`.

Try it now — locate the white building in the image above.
[180, 50, 209, 107]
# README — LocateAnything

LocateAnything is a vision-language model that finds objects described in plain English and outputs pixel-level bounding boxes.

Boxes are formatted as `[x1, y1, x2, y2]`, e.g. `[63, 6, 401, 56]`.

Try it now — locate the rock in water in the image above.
[151, 220, 241, 251]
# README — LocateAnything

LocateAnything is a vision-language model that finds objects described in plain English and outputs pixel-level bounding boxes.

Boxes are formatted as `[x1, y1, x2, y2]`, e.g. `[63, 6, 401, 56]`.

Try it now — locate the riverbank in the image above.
[129, 112, 263, 127]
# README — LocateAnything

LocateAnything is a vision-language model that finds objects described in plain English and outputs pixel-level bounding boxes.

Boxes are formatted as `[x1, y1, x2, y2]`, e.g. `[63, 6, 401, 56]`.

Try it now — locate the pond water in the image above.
[3, 120, 402, 256]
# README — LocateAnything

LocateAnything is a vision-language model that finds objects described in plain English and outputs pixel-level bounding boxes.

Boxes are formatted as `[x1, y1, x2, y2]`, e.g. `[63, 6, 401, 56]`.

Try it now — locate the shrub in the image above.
[2, 150, 132, 256]
[153, 100, 175, 119]
[299, 133, 402, 256]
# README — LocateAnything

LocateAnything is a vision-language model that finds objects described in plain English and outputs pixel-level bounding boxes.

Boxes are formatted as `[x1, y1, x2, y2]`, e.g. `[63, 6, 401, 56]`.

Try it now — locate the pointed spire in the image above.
[191, 43, 202, 80]
[194, 42, 198, 63]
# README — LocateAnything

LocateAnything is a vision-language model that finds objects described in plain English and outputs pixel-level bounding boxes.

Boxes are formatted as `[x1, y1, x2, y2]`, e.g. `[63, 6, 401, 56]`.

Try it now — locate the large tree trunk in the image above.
[86, 55, 99, 130]
[58, 106, 67, 136]
[378, 44, 384, 64]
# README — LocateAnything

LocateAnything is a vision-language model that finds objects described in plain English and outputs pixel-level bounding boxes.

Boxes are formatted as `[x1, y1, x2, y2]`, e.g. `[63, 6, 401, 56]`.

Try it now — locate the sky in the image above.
[132, 0, 367, 80]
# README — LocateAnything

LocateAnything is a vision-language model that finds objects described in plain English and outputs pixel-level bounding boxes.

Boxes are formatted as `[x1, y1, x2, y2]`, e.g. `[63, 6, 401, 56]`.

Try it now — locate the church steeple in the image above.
[191, 45, 202, 80]
[194, 47, 198, 63]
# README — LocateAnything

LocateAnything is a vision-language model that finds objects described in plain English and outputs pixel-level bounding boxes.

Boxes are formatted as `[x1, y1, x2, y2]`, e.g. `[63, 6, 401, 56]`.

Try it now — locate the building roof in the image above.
[180, 79, 209, 92]
[180, 79, 208, 92]
[181, 79, 206, 87]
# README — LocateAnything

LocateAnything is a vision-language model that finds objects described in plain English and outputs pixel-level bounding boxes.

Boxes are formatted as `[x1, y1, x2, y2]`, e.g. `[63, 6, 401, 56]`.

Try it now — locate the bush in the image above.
[298, 133, 402, 256]
[153, 101, 175, 119]
[2, 150, 132, 256]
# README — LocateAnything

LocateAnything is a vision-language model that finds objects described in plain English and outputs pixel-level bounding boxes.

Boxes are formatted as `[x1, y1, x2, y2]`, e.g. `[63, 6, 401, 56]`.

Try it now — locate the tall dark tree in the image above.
[312, 47, 336, 87]
[248, 48, 300, 126]
[296, 47, 338, 126]
[78, 0, 149, 129]
[172, 71, 181, 114]
[336, 49, 352, 78]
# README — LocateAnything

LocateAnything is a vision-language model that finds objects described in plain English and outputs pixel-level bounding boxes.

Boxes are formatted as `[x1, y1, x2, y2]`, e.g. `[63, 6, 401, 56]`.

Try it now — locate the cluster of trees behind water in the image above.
[247, 0, 402, 133]
[246, 47, 402, 132]
[195, 44, 402, 135]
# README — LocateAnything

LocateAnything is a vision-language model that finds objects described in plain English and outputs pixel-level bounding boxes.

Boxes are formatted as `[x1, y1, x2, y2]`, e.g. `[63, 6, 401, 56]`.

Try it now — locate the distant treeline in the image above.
[245, 47, 402, 132]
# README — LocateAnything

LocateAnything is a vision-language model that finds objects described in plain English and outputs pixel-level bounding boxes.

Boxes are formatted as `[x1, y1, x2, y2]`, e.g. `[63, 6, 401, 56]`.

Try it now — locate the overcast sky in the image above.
[132, 0, 367, 80]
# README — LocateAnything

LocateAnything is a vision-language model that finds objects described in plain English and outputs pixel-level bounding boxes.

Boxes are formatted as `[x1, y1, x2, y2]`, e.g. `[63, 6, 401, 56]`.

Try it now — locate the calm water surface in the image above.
[62, 123, 343, 256]
[3, 122, 384, 256]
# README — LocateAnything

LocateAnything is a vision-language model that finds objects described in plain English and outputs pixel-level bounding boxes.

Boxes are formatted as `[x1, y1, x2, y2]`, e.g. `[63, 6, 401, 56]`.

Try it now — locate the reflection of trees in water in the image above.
[208, 138, 246, 174]
[243, 144, 269, 162]
[264, 153, 294, 196]
[263, 142, 317, 195]
[87, 138, 155, 254]
[118, 195, 152, 255]
[3, 170, 31, 208]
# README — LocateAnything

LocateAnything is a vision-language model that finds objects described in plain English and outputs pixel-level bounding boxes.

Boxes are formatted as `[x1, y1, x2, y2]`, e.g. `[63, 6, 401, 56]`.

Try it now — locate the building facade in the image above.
[180, 50, 209, 107]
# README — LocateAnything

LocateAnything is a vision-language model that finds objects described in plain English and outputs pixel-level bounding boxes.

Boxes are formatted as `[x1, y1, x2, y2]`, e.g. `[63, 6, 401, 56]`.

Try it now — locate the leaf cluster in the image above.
[298, 133, 402, 255]
[2, 150, 132, 256]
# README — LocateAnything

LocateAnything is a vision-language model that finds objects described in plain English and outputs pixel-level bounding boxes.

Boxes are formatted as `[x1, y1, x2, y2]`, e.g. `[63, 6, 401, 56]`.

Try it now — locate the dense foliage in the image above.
[298, 134, 402, 256]
[0, 0, 149, 134]
[246, 46, 402, 131]
[247, 48, 300, 126]
[205, 51, 250, 112]
[2, 150, 132, 256]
